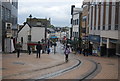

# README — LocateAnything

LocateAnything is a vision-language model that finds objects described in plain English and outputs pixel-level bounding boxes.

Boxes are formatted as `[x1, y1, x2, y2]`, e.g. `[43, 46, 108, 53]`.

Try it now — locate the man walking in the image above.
[36, 41, 42, 58]
[16, 42, 22, 58]
[28, 45, 31, 55]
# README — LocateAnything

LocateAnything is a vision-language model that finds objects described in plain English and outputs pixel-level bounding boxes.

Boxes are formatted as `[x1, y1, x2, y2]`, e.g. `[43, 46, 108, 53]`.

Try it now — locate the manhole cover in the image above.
[13, 62, 25, 65]
[0, 68, 6, 70]
[107, 63, 115, 65]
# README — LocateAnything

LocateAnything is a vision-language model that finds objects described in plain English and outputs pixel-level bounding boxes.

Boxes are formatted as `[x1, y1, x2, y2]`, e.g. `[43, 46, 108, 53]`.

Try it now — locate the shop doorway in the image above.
[100, 44, 107, 56]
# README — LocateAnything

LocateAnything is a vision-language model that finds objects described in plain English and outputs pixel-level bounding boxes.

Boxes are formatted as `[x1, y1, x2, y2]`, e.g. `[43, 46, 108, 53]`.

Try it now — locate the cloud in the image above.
[18, 0, 83, 27]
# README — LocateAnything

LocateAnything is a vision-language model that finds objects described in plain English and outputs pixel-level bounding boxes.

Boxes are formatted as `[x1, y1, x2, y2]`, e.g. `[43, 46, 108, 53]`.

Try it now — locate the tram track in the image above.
[32, 59, 100, 81]
[33, 59, 81, 80]
[3, 56, 100, 81]
[2, 61, 66, 79]
[79, 59, 100, 81]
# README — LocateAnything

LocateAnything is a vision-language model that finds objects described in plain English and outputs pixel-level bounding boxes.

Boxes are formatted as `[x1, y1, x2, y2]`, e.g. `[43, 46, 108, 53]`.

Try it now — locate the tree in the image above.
[61, 27, 69, 32]
[48, 25, 54, 28]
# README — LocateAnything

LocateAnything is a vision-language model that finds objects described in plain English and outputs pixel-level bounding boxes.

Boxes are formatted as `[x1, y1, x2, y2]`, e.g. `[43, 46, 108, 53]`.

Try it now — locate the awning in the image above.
[50, 36, 58, 39]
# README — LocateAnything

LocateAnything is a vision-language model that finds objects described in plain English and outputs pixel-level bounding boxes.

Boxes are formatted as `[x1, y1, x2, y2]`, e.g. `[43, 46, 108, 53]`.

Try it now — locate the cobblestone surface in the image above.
[0, 52, 119, 80]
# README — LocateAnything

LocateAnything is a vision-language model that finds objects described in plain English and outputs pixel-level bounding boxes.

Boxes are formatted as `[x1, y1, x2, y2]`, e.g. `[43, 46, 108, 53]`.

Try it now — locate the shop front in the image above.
[101, 37, 118, 57]
[89, 35, 100, 56]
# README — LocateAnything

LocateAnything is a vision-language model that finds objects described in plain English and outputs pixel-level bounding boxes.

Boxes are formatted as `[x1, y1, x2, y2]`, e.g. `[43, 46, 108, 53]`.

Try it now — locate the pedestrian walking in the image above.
[86, 48, 89, 56]
[16, 42, 22, 58]
[64, 45, 70, 62]
[47, 47, 50, 54]
[83, 49, 86, 56]
[36, 41, 42, 58]
[28, 45, 31, 55]
[79, 47, 82, 54]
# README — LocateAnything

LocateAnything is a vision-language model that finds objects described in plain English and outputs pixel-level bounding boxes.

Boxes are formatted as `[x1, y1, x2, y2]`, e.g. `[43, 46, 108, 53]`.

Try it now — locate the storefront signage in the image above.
[89, 35, 100, 43]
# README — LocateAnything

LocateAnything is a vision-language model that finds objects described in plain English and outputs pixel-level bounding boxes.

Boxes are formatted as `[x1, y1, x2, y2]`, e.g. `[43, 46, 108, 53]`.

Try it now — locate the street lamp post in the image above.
[29, 14, 32, 42]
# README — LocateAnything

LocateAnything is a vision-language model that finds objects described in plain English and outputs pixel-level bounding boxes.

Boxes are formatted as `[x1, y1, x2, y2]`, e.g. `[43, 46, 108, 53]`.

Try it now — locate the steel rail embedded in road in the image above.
[22, 59, 81, 81]
[79, 59, 100, 81]
[2, 61, 67, 79]
[33, 59, 99, 81]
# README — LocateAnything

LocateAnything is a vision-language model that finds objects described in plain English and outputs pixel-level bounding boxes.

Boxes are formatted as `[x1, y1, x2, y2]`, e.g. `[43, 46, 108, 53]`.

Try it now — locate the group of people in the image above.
[77, 47, 90, 56]
[15, 41, 56, 58]
[15, 41, 71, 63]
[28, 41, 51, 58]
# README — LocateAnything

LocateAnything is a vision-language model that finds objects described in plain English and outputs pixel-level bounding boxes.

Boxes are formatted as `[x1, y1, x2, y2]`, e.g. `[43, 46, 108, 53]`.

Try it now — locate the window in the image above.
[75, 20, 76, 25]
[115, 24, 118, 30]
[82, 28, 86, 33]
[2, 6, 5, 20]
[77, 19, 79, 25]
[94, 5, 97, 30]
[115, 2, 119, 29]
[91, 6, 93, 28]
[21, 37, 23, 44]
[103, 26, 105, 30]
[73, 20, 75, 25]
[98, 26, 100, 30]
[91, 27, 92, 30]
[98, 2, 101, 28]
[108, 25, 111, 30]
[28, 35, 31, 41]
[71, 18, 72, 24]
[103, 2, 106, 28]
[109, 2, 112, 29]
[94, 27, 96, 30]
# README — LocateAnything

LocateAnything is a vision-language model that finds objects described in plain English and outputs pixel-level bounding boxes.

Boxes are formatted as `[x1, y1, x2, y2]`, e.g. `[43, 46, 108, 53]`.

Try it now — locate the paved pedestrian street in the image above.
[0, 52, 119, 80]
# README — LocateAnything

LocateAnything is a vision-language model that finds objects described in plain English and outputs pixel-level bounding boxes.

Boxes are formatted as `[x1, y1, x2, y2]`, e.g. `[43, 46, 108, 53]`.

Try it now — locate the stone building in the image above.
[88, 1, 120, 56]
[0, 0, 18, 53]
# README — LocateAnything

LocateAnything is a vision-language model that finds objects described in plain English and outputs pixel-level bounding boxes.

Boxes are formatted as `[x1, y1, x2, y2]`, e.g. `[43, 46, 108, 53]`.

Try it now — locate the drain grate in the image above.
[107, 63, 115, 65]
[13, 62, 25, 65]
[0, 68, 6, 70]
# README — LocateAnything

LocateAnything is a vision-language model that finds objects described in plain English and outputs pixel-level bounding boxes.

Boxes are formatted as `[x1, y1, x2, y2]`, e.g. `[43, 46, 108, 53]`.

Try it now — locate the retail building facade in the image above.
[88, 1, 120, 56]
[0, 0, 18, 53]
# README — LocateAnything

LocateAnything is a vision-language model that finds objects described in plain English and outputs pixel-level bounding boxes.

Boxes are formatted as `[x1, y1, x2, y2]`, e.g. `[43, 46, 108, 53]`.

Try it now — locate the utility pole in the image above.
[29, 14, 32, 42]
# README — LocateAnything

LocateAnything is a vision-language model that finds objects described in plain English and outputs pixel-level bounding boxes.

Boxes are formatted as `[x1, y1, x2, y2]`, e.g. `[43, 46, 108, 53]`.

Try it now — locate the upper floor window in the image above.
[98, 26, 100, 30]
[103, 26, 105, 30]
[108, 25, 111, 30]
[77, 19, 79, 25]
[115, 24, 118, 30]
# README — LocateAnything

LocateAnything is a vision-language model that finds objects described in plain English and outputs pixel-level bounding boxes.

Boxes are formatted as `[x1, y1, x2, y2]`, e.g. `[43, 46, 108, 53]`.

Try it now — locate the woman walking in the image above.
[64, 45, 70, 62]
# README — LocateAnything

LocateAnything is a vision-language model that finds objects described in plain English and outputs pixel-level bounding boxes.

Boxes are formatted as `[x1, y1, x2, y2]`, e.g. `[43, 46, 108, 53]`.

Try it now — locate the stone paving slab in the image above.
[77, 54, 118, 79]
[57, 53, 118, 80]
[0, 53, 119, 80]
[2, 53, 65, 79]
[52, 59, 94, 79]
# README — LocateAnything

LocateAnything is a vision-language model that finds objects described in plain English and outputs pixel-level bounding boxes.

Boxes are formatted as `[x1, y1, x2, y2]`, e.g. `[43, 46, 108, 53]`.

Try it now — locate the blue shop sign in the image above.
[89, 35, 100, 43]
[110, 39, 117, 43]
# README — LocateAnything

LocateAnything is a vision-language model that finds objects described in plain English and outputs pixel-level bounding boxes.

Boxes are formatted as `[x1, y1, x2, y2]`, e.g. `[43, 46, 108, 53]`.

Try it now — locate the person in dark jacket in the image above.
[28, 45, 31, 55]
[36, 41, 42, 58]
[64, 45, 70, 62]
[47, 47, 50, 54]
[16, 42, 22, 58]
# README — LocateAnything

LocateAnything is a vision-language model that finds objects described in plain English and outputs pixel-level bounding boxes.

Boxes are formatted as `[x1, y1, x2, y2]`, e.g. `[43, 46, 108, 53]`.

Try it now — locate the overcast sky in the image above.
[18, 0, 84, 27]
